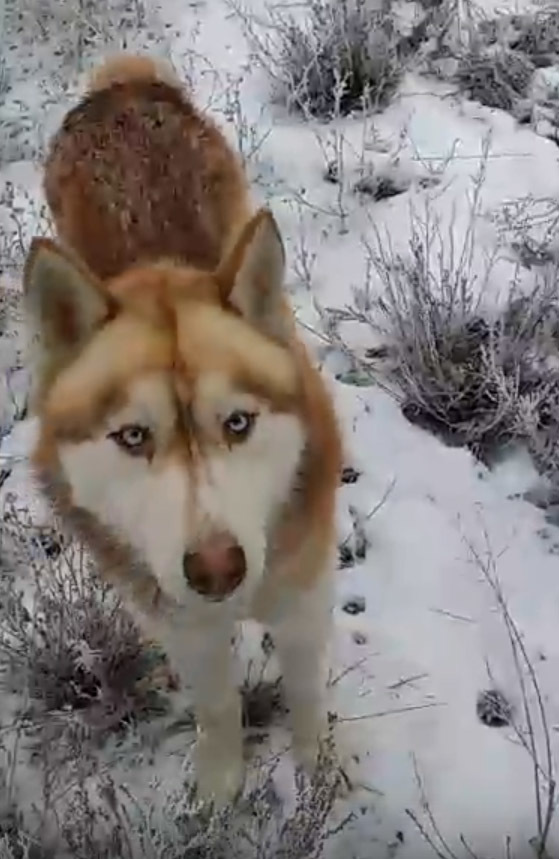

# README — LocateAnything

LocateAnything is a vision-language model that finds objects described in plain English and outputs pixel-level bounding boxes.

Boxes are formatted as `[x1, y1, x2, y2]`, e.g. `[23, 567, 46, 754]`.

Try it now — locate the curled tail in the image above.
[86, 53, 181, 94]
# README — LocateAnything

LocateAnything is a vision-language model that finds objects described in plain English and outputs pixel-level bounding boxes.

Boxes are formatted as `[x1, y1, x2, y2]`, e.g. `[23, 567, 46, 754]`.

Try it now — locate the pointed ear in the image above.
[23, 237, 111, 390]
[216, 209, 292, 343]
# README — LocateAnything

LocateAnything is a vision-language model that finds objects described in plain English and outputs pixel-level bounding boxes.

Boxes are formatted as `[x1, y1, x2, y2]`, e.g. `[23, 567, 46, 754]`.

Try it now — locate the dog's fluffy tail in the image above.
[86, 53, 180, 94]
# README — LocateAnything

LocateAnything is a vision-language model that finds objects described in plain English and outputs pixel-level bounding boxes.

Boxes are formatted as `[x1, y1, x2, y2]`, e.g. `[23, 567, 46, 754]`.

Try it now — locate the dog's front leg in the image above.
[140, 613, 244, 807]
[187, 623, 244, 806]
[271, 575, 334, 772]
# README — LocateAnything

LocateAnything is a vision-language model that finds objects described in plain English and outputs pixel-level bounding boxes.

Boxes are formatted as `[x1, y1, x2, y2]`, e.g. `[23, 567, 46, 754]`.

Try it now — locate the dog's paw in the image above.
[194, 734, 245, 808]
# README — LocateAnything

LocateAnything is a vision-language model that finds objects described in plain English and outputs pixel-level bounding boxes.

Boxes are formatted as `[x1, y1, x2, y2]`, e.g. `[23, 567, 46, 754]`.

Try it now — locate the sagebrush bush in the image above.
[16, 0, 148, 52]
[87, 735, 342, 858]
[238, 0, 403, 118]
[455, 47, 535, 111]
[0, 738, 344, 858]
[0, 506, 171, 740]
[0, 505, 347, 856]
[507, 11, 559, 68]
[361, 204, 559, 471]
[426, 6, 559, 125]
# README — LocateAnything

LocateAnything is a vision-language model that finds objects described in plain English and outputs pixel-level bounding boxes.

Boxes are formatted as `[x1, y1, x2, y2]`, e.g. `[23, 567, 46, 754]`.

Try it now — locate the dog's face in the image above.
[24, 210, 307, 607]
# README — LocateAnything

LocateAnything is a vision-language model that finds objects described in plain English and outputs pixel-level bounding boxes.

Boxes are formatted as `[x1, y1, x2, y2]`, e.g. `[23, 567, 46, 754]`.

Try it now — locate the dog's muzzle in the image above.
[182, 531, 247, 601]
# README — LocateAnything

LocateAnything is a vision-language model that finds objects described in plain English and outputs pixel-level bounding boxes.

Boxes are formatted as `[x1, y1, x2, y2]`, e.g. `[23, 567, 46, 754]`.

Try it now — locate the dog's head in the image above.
[24, 210, 307, 607]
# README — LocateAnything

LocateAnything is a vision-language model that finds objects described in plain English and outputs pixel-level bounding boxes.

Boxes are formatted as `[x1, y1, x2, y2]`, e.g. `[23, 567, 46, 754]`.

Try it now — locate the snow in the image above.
[2, 0, 559, 854]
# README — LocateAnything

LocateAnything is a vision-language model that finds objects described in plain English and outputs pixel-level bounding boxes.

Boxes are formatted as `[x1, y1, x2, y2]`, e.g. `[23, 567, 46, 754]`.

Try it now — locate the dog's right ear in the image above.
[23, 238, 110, 379]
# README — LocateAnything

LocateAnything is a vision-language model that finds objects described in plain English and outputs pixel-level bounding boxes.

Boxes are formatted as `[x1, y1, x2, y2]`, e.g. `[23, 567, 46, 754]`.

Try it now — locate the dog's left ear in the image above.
[216, 208, 292, 344]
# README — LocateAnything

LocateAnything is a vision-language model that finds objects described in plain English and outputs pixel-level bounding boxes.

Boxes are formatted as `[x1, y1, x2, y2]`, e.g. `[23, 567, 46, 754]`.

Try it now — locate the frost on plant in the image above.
[455, 47, 534, 112]
[361, 193, 559, 474]
[426, 3, 559, 138]
[483, 10, 559, 68]
[0, 503, 347, 856]
[0, 504, 172, 742]
[234, 0, 403, 118]
[0, 699, 344, 857]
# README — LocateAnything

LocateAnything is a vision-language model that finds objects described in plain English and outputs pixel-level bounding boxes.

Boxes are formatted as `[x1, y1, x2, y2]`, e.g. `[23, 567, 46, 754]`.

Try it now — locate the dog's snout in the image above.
[182, 532, 247, 600]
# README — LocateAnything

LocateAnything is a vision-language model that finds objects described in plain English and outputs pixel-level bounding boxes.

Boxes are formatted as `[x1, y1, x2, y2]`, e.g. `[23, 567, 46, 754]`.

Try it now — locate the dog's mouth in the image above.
[189, 580, 240, 603]
[188, 577, 245, 603]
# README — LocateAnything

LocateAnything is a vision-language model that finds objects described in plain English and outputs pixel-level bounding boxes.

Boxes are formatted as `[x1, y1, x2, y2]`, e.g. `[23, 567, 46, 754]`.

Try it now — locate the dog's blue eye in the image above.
[109, 424, 152, 455]
[223, 410, 255, 440]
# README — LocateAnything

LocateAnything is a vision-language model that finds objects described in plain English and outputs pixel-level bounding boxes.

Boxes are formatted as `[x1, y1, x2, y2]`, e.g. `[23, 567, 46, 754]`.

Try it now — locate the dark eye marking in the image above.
[107, 424, 154, 457]
[222, 410, 257, 442]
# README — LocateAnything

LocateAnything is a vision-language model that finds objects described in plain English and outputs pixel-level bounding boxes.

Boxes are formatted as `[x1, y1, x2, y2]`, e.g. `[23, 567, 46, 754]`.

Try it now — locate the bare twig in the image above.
[339, 702, 445, 723]
[464, 525, 556, 858]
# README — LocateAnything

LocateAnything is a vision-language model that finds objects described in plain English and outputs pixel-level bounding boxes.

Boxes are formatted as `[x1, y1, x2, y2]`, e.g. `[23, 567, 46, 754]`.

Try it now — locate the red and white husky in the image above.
[23, 54, 342, 805]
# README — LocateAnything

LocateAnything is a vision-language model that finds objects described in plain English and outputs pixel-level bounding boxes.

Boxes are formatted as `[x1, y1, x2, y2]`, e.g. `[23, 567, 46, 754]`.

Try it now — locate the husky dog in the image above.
[23, 54, 342, 805]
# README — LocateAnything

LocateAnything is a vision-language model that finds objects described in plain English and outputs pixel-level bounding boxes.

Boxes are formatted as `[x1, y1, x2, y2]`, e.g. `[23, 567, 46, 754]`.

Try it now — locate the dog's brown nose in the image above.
[182, 533, 247, 600]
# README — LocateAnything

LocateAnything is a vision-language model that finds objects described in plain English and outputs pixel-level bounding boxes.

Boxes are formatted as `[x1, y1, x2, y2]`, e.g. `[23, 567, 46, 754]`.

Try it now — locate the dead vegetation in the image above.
[454, 47, 535, 112]
[228, 0, 404, 117]
[333, 149, 559, 485]
[0, 504, 172, 741]
[0, 501, 346, 858]
[408, 529, 557, 859]
[0, 730, 345, 859]
[425, 2, 559, 140]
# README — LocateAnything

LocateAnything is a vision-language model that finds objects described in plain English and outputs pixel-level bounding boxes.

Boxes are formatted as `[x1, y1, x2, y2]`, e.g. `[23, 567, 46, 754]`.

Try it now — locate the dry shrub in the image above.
[353, 176, 559, 475]
[503, 11, 559, 68]
[0, 504, 171, 740]
[231, 0, 403, 118]
[455, 47, 535, 111]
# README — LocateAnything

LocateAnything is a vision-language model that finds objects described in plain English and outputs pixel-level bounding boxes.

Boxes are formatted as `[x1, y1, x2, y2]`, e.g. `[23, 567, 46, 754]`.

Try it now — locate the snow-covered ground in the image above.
[2, 0, 559, 855]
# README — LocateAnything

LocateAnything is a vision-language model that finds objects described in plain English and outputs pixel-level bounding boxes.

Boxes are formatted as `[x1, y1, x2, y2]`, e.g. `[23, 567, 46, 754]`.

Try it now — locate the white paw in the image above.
[194, 734, 245, 808]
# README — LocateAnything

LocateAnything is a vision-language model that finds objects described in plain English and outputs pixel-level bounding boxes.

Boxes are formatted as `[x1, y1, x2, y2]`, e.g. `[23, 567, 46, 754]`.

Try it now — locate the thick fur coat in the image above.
[23, 54, 343, 804]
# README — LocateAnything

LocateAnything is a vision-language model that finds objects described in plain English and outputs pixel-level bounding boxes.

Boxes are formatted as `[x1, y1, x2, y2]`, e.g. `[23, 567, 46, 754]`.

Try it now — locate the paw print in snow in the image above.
[476, 688, 513, 727]
[340, 466, 361, 485]
[338, 543, 355, 569]
[342, 596, 366, 616]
